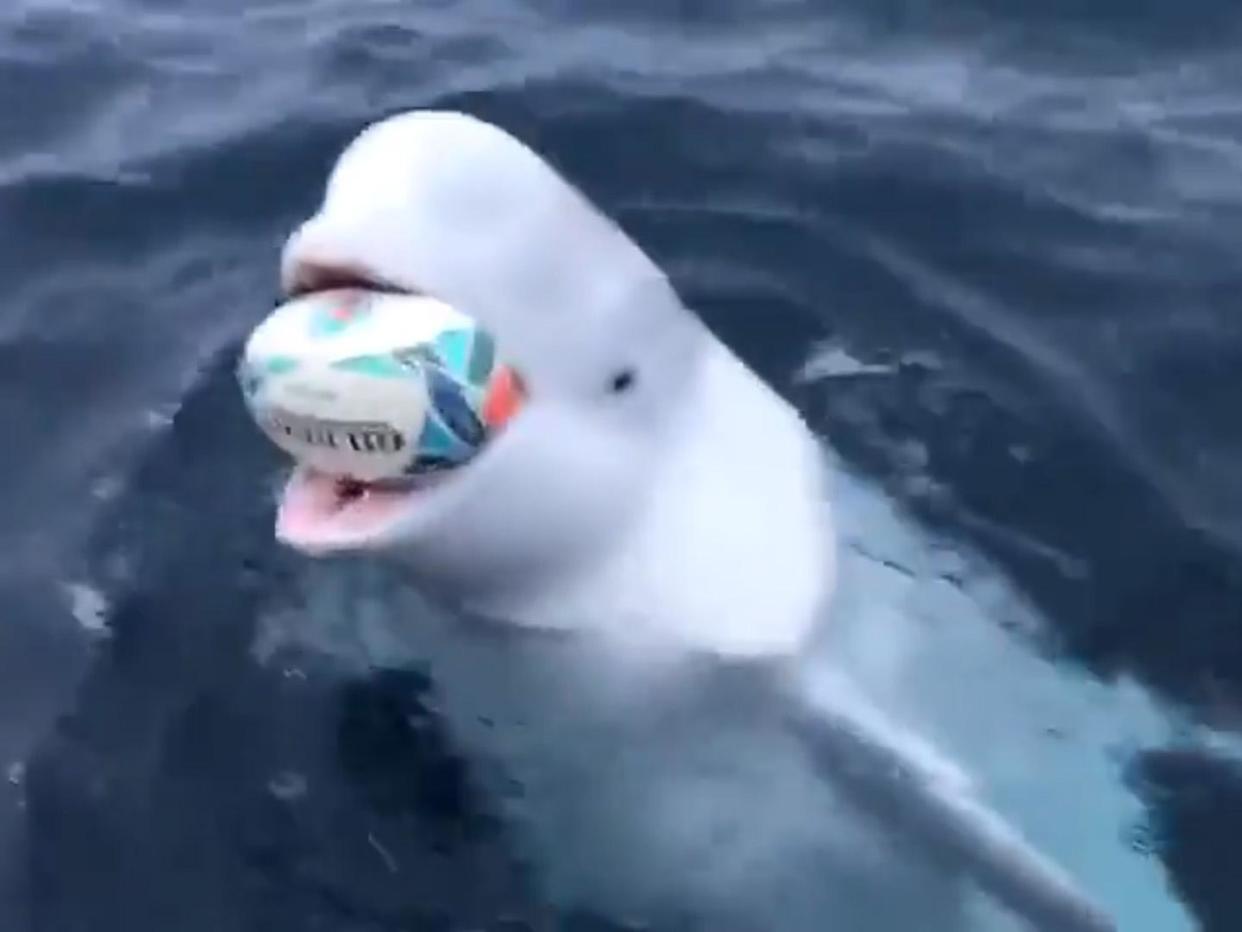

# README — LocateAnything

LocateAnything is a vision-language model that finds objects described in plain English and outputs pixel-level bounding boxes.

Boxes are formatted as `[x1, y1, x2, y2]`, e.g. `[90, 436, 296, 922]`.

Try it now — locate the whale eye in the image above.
[610, 368, 636, 394]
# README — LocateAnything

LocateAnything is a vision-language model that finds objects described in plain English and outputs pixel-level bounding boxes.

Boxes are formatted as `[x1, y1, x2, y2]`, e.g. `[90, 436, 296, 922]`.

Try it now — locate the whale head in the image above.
[272, 110, 835, 657]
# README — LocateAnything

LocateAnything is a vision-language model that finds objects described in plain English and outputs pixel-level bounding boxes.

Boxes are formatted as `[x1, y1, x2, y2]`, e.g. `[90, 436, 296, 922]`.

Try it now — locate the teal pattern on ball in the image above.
[236, 355, 298, 400]
[284, 316, 499, 474]
[389, 331, 495, 386]
[405, 334, 494, 473]
[308, 291, 377, 338]
[333, 355, 410, 378]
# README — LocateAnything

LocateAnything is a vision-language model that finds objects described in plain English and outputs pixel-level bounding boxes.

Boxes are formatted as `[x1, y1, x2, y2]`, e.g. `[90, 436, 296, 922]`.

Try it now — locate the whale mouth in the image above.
[284, 260, 415, 301]
[275, 465, 454, 552]
[272, 260, 517, 554]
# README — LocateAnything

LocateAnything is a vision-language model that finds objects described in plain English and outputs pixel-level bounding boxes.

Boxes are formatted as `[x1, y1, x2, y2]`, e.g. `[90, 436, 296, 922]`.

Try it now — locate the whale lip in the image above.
[284, 259, 415, 301]
[271, 259, 521, 555]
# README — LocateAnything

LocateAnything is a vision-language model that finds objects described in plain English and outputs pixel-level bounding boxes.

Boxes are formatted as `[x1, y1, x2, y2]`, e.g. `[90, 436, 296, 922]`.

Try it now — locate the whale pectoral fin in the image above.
[786, 673, 1117, 932]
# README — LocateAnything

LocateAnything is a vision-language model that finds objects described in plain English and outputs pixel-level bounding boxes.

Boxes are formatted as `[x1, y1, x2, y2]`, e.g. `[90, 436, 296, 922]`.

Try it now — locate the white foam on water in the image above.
[62, 581, 110, 636]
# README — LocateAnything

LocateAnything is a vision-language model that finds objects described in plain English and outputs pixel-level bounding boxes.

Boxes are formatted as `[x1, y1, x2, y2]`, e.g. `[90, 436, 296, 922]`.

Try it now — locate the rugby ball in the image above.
[237, 288, 522, 481]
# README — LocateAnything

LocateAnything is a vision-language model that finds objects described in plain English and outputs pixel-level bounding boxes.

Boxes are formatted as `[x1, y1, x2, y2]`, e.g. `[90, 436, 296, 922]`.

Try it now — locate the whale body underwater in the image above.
[250, 109, 1192, 931]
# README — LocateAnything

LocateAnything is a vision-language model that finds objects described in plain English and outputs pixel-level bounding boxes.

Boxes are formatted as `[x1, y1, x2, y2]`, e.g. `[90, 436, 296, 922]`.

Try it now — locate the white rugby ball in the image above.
[238, 288, 501, 482]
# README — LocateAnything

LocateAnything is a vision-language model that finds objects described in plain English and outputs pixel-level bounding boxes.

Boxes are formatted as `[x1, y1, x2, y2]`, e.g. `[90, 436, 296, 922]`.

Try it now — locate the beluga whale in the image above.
[275, 109, 832, 659]
[263, 109, 1117, 932]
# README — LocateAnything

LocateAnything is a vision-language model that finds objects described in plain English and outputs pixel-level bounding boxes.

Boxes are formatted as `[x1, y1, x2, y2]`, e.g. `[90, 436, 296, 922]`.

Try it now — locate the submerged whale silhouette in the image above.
[266, 109, 1115, 932]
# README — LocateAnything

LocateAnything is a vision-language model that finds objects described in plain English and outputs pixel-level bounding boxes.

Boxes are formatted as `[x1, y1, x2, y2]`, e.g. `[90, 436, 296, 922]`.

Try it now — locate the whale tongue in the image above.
[275, 468, 427, 552]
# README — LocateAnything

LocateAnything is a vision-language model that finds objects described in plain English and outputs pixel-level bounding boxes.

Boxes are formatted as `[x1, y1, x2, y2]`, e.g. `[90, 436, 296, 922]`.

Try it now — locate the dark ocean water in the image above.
[3, 1, 1242, 930]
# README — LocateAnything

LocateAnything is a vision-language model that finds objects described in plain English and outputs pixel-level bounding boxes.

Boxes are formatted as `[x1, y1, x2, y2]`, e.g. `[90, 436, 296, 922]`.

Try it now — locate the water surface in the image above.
[3, 1, 1242, 929]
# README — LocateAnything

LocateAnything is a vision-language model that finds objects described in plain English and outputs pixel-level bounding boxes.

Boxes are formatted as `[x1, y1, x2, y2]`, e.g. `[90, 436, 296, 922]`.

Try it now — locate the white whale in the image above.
[264, 109, 1120, 931]
[275, 109, 832, 660]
